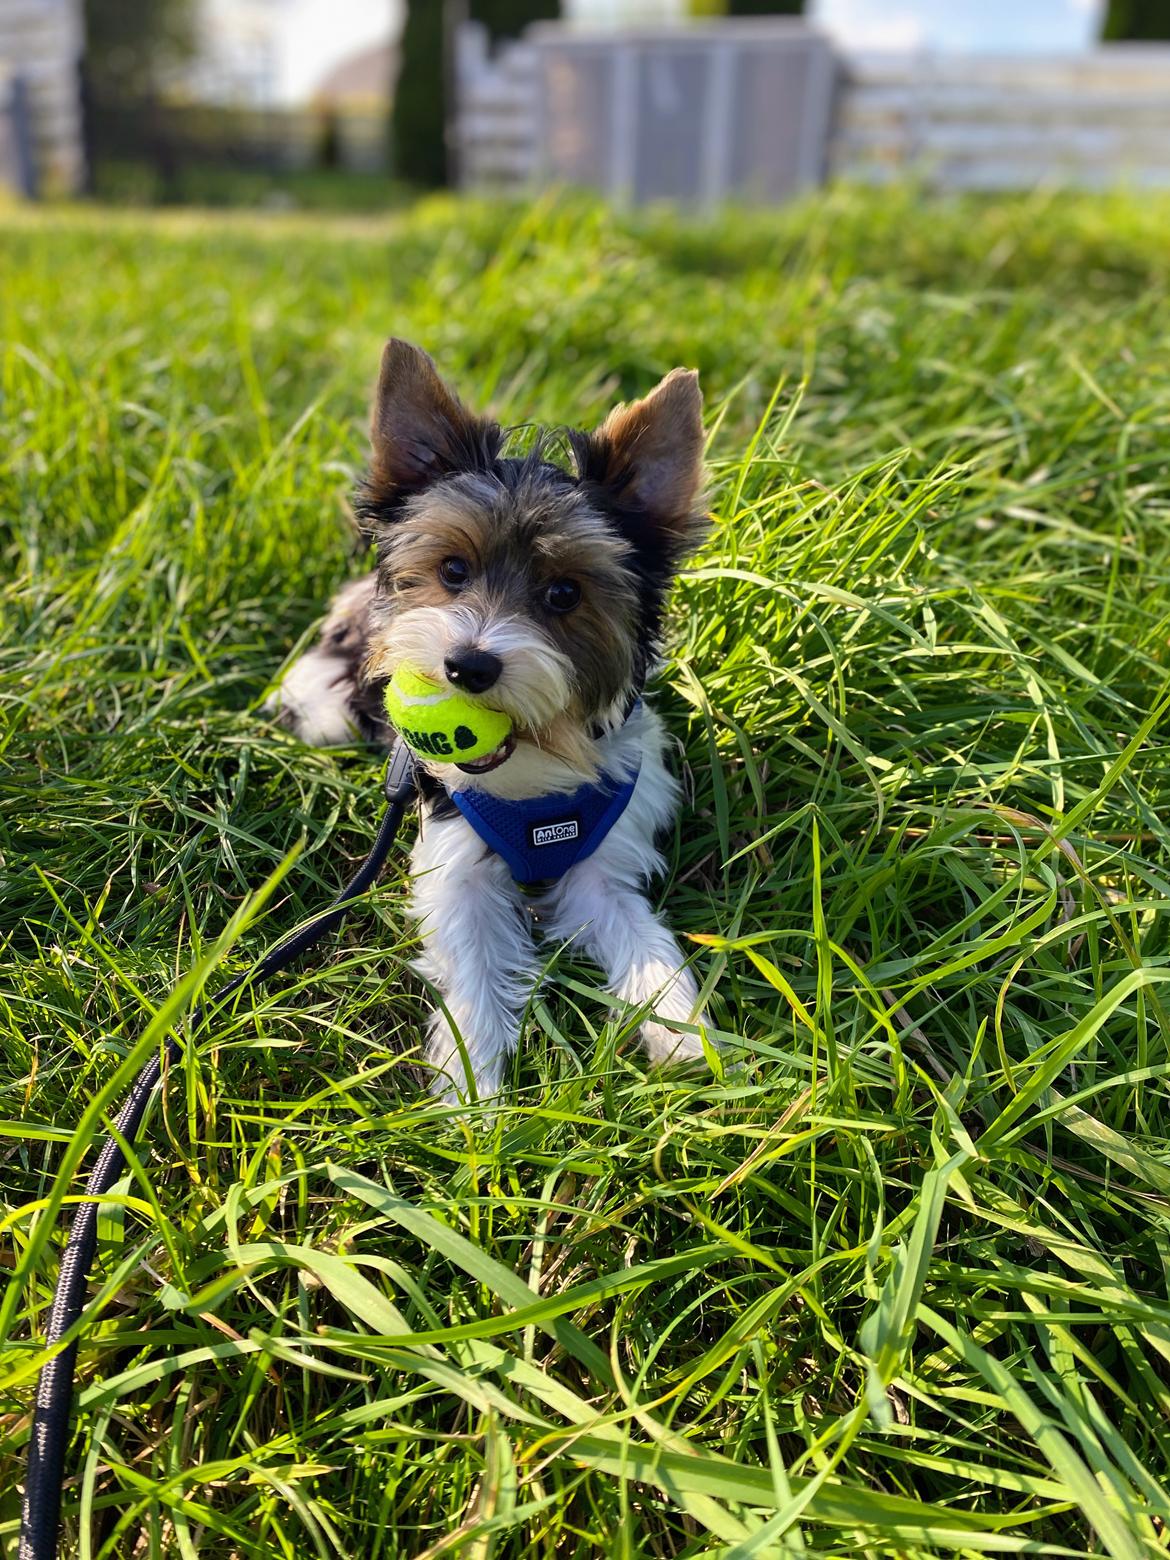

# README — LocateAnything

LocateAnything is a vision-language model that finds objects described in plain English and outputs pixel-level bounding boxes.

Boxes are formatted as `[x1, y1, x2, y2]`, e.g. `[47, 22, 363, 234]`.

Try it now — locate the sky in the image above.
[273, 0, 402, 103]
[810, 0, 1105, 53]
[208, 0, 1109, 107]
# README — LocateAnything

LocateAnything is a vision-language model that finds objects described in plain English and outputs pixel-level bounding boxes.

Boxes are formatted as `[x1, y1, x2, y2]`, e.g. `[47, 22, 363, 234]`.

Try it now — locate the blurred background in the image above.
[2, 0, 1169, 213]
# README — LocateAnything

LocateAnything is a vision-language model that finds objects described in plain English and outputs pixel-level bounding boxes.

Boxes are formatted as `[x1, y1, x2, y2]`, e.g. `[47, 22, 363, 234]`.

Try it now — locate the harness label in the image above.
[531, 818, 579, 848]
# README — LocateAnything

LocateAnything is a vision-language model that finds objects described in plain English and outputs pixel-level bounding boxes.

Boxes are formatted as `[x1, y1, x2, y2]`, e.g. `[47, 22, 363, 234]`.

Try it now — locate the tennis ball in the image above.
[385, 665, 512, 763]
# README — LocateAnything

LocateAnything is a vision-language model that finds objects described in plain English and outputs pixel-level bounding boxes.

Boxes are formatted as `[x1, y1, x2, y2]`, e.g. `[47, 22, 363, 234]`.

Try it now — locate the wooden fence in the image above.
[455, 25, 1170, 202]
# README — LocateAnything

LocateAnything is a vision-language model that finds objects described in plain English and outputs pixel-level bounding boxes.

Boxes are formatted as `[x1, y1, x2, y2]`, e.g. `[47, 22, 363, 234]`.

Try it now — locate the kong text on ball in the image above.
[385, 665, 513, 767]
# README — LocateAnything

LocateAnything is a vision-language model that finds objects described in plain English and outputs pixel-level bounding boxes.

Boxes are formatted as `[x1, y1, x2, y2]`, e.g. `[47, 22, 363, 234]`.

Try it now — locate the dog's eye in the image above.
[439, 557, 471, 590]
[544, 578, 581, 614]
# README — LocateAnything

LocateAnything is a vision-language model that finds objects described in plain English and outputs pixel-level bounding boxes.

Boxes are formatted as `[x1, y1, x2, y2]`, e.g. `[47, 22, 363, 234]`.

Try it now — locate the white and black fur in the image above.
[270, 339, 711, 1102]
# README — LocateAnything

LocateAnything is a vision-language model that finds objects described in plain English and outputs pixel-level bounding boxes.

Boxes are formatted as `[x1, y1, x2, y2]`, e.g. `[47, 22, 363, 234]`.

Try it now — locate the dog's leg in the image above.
[542, 859, 708, 1065]
[411, 811, 538, 1102]
[267, 574, 385, 746]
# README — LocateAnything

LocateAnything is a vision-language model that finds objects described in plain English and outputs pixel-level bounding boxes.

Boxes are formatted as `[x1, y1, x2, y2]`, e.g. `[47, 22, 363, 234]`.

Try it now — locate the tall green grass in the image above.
[4, 187, 1170, 1555]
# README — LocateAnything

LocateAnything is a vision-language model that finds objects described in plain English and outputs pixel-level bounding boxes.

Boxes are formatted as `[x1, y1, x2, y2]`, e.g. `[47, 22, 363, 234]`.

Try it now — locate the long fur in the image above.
[268, 341, 711, 1101]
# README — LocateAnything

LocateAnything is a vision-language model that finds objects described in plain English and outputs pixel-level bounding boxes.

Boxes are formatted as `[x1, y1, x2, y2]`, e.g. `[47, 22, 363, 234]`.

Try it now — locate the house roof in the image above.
[313, 40, 398, 106]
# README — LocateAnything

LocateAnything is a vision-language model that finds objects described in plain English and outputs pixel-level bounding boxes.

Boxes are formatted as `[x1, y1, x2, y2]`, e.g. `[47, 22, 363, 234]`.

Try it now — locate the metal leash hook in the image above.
[19, 743, 417, 1560]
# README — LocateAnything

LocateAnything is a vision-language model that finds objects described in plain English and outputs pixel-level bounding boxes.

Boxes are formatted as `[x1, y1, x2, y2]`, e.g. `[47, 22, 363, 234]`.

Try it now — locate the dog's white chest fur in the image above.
[409, 702, 708, 1099]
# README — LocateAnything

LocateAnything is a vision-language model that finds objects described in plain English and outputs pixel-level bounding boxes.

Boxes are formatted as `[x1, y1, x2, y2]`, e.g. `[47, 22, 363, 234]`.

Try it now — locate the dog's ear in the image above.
[572, 368, 707, 564]
[369, 339, 501, 499]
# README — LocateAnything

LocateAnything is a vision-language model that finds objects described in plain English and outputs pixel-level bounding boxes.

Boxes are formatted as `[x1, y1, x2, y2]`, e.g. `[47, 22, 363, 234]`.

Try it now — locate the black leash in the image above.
[19, 741, 417, 1560]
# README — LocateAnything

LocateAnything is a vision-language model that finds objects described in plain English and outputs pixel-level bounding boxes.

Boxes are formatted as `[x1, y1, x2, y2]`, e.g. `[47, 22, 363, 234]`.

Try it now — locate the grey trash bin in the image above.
[532, 20, 837, 207]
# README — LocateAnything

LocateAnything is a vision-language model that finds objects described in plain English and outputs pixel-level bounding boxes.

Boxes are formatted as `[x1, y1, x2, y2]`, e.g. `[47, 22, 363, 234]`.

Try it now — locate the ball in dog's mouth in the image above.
[455, 732, 516, 775]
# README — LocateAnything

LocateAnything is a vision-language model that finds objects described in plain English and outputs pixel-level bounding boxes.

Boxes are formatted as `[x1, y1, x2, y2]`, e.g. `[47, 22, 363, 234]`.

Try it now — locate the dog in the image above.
[271, 339, 711, 1102]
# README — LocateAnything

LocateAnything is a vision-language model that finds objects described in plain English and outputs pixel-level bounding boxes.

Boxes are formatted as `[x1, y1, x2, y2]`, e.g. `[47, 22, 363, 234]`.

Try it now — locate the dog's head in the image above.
[359, 339, 706, 785]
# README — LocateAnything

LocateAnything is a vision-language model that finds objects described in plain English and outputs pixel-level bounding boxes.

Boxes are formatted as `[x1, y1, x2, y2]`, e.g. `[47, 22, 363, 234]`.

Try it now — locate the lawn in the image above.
[4, 187, 1170, 1556]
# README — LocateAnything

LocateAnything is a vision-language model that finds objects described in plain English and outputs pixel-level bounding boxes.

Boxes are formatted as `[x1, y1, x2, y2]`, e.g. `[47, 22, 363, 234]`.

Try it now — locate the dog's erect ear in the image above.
[572, 368, 707, 563]
[369, 339, 501, 498]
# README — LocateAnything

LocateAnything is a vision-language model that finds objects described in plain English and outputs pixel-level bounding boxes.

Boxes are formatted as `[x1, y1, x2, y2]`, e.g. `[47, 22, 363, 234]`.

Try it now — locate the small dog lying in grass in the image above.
[273, 339, 711, 1101]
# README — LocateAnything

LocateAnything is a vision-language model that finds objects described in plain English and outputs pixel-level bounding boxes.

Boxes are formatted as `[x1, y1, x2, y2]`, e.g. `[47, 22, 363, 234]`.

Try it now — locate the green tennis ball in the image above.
[385, 665, 512, 763]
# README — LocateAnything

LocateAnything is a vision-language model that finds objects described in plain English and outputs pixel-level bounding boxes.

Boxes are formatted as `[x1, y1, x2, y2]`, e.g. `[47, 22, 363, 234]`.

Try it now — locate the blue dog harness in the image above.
[449, 708, 642, 887]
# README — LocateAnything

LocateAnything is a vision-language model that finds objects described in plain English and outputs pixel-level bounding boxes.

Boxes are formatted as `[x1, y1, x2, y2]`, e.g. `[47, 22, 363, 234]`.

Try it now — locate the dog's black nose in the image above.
[444, 649, 502, 695]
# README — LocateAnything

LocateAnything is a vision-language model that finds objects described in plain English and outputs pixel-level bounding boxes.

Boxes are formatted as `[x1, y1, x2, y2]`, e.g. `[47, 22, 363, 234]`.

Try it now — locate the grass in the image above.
[4, 185, 1170, 1555]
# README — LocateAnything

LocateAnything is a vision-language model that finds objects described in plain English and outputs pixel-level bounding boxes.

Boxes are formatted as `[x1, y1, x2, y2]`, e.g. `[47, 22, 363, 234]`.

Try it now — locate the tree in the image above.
[473, 1, 560, 38]
[391, 0, 447, 187]
[392, 0, 560, 189]
[81, 0, 198, 198]
[82, 0, 197, 98]
[1102, 0, 1170, 40]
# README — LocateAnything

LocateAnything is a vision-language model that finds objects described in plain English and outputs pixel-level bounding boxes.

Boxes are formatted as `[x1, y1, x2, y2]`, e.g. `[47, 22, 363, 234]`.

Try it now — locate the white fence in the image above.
[837, 48, 1170, 191]
[454, 26, 542, 188]
[455, 25, 1170, 202]
[0, 0, 85, 195]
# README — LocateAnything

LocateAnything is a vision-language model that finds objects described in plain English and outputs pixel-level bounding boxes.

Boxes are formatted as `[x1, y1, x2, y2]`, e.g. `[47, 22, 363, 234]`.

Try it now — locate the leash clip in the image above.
[384, 739, 417, 805]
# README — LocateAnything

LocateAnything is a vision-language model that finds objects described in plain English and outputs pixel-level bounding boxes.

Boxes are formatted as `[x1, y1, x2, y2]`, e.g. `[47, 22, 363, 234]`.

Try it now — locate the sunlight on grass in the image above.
[4, 187, 1170, 1554]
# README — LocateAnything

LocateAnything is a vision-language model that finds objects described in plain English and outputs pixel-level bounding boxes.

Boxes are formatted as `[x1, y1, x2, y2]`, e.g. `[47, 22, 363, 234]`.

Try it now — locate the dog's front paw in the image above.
[423, 1009, 509, 1106]
[624, 958, 713, 1067]
[641, 1015, 710, 1066]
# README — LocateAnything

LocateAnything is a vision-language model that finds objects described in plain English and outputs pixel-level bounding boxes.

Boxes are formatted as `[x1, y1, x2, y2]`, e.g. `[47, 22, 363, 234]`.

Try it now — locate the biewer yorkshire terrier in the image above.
[272, 339, 711, 1101]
